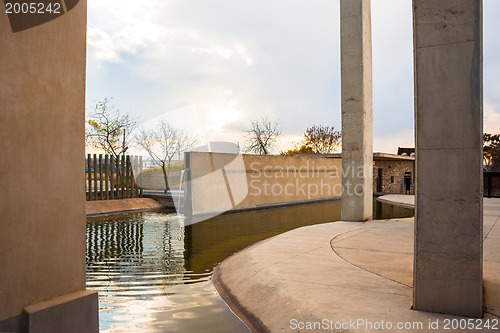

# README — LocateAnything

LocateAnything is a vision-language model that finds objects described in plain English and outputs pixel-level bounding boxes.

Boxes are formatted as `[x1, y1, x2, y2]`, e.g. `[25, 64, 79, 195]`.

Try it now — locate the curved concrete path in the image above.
[377, 194, 415, 208]
[213, 196, 500, 332]
[86, 198, 166, 217]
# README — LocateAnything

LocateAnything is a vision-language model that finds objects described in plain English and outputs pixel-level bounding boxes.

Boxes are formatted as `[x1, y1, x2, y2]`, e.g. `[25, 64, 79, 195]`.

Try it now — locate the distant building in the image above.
[397, 147, 415, 157]
[312, 149, 415, 195]
[373, 153, 415, 195]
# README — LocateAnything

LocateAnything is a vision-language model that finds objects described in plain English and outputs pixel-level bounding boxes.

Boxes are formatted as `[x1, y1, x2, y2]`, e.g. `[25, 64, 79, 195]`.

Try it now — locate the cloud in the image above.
[87, 0, 343, 147]
[484, 101, 500, 134]
[372, 1, 414, 126]
[87, 27, 139, 63]
[86, 0, 167, 66]
[86, 0, 500, 155]
[374, 129, 414, 155]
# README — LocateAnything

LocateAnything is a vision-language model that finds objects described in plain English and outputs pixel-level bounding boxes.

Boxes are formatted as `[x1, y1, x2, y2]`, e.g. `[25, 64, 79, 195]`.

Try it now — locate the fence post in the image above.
[116, 155, 120, 199]
[126, 155, 131, 198]
[118, 156, 121, 199]
[124, 155, 128, 198]
[110, 157, 115, 200]
[116, 155, 121, 199]
[135, 156, 140, 198]
[130, 156, 135, 198]
[93, 154, 98, 201]
[105, 155, 109, 200]
[87, 154, 92, 201]
[132, 156, 137, 198]
[121, 155, 125, 199]
[139, 156, 143, 198]
[99, 154, 103, 200]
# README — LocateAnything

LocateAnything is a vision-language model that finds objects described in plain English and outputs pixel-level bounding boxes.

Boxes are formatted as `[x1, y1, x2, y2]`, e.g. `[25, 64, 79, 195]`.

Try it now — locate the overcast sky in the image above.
[85, 0, 500, 154]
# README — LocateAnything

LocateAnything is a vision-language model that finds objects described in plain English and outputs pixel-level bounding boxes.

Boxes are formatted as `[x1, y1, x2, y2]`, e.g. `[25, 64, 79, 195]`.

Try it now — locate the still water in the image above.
[86, 199, 413, 332]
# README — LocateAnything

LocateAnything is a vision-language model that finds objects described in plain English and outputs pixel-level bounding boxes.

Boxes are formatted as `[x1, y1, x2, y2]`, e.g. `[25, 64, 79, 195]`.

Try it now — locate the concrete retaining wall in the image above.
[185, 153, 342, 216]
[86, 198, 167, 217]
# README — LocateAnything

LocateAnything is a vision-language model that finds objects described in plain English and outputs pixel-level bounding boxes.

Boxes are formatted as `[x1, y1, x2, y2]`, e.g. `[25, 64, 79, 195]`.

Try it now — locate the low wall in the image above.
[184, 153, 342, 216]
[86, 198, 167, 217]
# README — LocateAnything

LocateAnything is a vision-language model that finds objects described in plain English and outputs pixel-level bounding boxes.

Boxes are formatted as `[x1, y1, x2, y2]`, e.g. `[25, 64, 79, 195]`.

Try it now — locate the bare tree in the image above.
[484, 133, 500, 171]
[244, 117, 282, 155]
[86, 98, 137, 189]
[86, 97, 136, 161]
[304, 125, 341, 154]
[137, 119, 197, 193]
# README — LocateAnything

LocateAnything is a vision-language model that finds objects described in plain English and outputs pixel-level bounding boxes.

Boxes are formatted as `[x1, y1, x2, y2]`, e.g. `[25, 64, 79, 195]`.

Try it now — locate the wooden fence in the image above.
[86, 154, 143, 201]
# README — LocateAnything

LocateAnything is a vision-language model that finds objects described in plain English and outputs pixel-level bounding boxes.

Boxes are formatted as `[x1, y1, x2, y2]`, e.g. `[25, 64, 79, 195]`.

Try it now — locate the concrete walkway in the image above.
[213, 196, 500, 332]
[86, 198, 166, 217]
[377, 194, 415, 207]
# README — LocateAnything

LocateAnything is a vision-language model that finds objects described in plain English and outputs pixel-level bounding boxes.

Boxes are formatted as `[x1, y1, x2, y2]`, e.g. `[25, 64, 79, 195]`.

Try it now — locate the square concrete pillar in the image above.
[413, 0, 483, 317]
[0, 0, 99, 331]
[340, 0, 373, 222]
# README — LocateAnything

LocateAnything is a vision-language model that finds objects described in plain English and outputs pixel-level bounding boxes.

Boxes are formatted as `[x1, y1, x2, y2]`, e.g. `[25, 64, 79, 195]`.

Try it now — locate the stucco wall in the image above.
[0, 1, 89, 325]
[186, 153, 342, 215]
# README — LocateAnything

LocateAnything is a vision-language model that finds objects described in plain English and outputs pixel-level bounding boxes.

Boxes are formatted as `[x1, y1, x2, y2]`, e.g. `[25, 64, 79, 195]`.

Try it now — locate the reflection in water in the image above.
[86, 198, 413, 332]
[87, 214, 188, 295]
[373, 198, 413, 220]
[87, 213, 249, 332]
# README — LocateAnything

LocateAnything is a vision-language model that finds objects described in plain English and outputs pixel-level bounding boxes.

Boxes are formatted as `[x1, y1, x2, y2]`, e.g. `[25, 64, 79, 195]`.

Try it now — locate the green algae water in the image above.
[86, 198, 413, 332]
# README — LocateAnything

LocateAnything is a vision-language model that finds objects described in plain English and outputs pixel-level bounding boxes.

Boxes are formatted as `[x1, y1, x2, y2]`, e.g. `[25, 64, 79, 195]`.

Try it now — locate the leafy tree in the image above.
[484, 133, 500, 171]
[280, 144, 314, 156]
[86, 97, 136, 161]
[137, 119, 197, 193]
[304, 125, 341, 154]
[244, 117, 282, 155]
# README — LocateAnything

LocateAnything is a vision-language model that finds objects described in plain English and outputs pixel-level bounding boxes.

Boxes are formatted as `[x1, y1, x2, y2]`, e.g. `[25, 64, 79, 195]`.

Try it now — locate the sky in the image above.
[85, 0, 500, 155]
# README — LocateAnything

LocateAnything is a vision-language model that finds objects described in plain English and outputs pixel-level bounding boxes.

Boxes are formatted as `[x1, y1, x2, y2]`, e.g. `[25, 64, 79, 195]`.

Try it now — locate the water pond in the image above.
[86, 198, 413, 332]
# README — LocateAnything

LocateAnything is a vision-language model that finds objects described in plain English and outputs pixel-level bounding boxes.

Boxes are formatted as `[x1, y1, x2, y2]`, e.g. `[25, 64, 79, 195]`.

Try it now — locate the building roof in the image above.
[397, 147, 415, 156]
[373, 152, 414, 161]
[309, 152, 415, 162]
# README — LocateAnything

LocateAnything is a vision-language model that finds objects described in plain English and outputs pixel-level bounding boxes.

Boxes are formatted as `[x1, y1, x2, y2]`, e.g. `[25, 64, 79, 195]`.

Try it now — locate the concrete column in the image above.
[0, 1, 99, 332]
[413, 0, 483, 317]
[340, 0, 373, 222]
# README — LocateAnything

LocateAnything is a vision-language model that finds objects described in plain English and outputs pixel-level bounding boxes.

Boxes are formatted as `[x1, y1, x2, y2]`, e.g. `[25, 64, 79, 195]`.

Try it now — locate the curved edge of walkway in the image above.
[211, 220, 417, 333]
[376, 194, 415, 208]
[213, 207, 500, 332]
[213, 262, 271, 333]
[86, 198, 168, 217]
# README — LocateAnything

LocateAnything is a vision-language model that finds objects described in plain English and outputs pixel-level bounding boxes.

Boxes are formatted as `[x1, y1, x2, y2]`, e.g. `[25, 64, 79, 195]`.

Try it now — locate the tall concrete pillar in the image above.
[413, 0, 483, 317]
[0, 1, 99, 332]
[340, 0, 373, 222]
